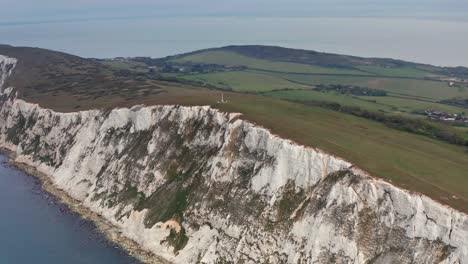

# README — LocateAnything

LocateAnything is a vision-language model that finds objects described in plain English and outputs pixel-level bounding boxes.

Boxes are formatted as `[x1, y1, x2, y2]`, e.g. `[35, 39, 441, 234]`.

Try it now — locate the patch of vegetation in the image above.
[104, 191, 119, 208]
[6, 113, 26, 145]
[315, 84, 387, 96]
[237, 162, 255, 187]
[100, 59, 149, 73]
[276, 181, 305, 221]
[165, 163, 180, 181]
[23, 135, 41, 156]
[263, 72, 468, 100]
[213, 258, 233, 264]
[129, 56, 247, 74]
[265, 89, 393, 112]
[360, 96, 467, 115]
[118, 184, 146, 207]
[309, 170, 351, 213]
[357, 65, 437, 78]
[37, 143, 54, 165]
[440, 98, 468, 109]
[123, 129, 154, 161]
[293, 100, 468, 146]
[165, 228, 189, 253]
[156, 75, 229, 90]
[180, 71, 311, 92]
[137, 183, 189, 228]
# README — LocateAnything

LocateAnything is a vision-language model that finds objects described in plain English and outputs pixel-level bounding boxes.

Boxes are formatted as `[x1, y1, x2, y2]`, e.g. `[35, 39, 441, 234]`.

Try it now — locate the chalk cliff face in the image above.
[0, 55, 16, 93]
[1, 55, 467, 264]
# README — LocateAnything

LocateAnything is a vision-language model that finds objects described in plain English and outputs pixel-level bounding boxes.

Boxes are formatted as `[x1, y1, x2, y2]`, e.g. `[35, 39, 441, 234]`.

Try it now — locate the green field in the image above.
[359, 96, 467, 114]
[266, 89, 468, 117]
[265, 89, 394, 112]
[263, 72, 468, 100]
[181, 71, 312, 92]
[454, 126, 468, 141]
[357, 65, 441, 78]
[172, 50, 368, 75]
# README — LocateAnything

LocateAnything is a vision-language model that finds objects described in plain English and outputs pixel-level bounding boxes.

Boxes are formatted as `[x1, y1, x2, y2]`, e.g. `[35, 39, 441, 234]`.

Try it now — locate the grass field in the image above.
[180, 71, 312, 92]
[454, 126, 468, 142]
[170, 49, 468, 101]
[359, 95, 468, 114]
[172, 50, 369, 75]
[357, 65, 441, 78]
[264, 72, 468, 100]
[266, 89, 468, 117]
[265, 89, 394, 112]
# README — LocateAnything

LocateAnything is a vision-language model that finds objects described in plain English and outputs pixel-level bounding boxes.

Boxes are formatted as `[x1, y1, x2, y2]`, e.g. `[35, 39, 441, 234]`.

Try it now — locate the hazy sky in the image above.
[1, 0, 467, 66]
[3, 0, 468, 23]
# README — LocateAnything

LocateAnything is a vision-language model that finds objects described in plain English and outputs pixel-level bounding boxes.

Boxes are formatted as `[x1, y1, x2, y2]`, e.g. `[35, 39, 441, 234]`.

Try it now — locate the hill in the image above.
[169, 45, 468, 77]
[0, 44, 202, 111]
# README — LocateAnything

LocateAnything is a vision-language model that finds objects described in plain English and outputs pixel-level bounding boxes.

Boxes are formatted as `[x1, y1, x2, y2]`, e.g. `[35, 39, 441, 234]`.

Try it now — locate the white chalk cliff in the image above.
[1, 55, 467, 264]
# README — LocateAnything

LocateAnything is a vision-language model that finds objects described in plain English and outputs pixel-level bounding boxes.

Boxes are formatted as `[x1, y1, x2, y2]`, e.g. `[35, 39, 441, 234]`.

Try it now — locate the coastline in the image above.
[1, 96, 466, 263]
[2, 150, 171, 264]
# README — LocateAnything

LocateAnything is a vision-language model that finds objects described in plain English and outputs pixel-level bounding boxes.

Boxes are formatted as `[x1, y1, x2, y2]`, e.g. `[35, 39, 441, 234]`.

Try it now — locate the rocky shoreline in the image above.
[2, 150, 171, 264]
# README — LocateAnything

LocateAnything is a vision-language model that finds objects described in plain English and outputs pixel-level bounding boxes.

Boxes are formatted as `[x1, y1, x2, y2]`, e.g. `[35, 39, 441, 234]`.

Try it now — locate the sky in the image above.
[3, 0, 468, 24]
[1, 0, 468, 66]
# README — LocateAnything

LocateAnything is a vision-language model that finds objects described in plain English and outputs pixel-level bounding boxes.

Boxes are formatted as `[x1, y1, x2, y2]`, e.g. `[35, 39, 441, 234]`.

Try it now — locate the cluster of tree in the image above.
[157, 62, 245, 74]
[438, 67, 468, 79]
[294, 100, 468, 147]
[315, 84, 387, 96]
[440, 98, 468, 109]
[129, 57, 246, 74]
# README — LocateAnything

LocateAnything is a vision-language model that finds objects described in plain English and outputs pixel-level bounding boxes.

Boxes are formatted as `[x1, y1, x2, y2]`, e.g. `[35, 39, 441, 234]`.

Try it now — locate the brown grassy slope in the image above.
[0, 45, 168, 106]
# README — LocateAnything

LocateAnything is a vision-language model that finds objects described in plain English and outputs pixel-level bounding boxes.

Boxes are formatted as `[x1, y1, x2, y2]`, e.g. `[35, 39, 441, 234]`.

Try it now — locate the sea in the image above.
[0, 154, 140, 264]
[1, 17, 467, 66]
